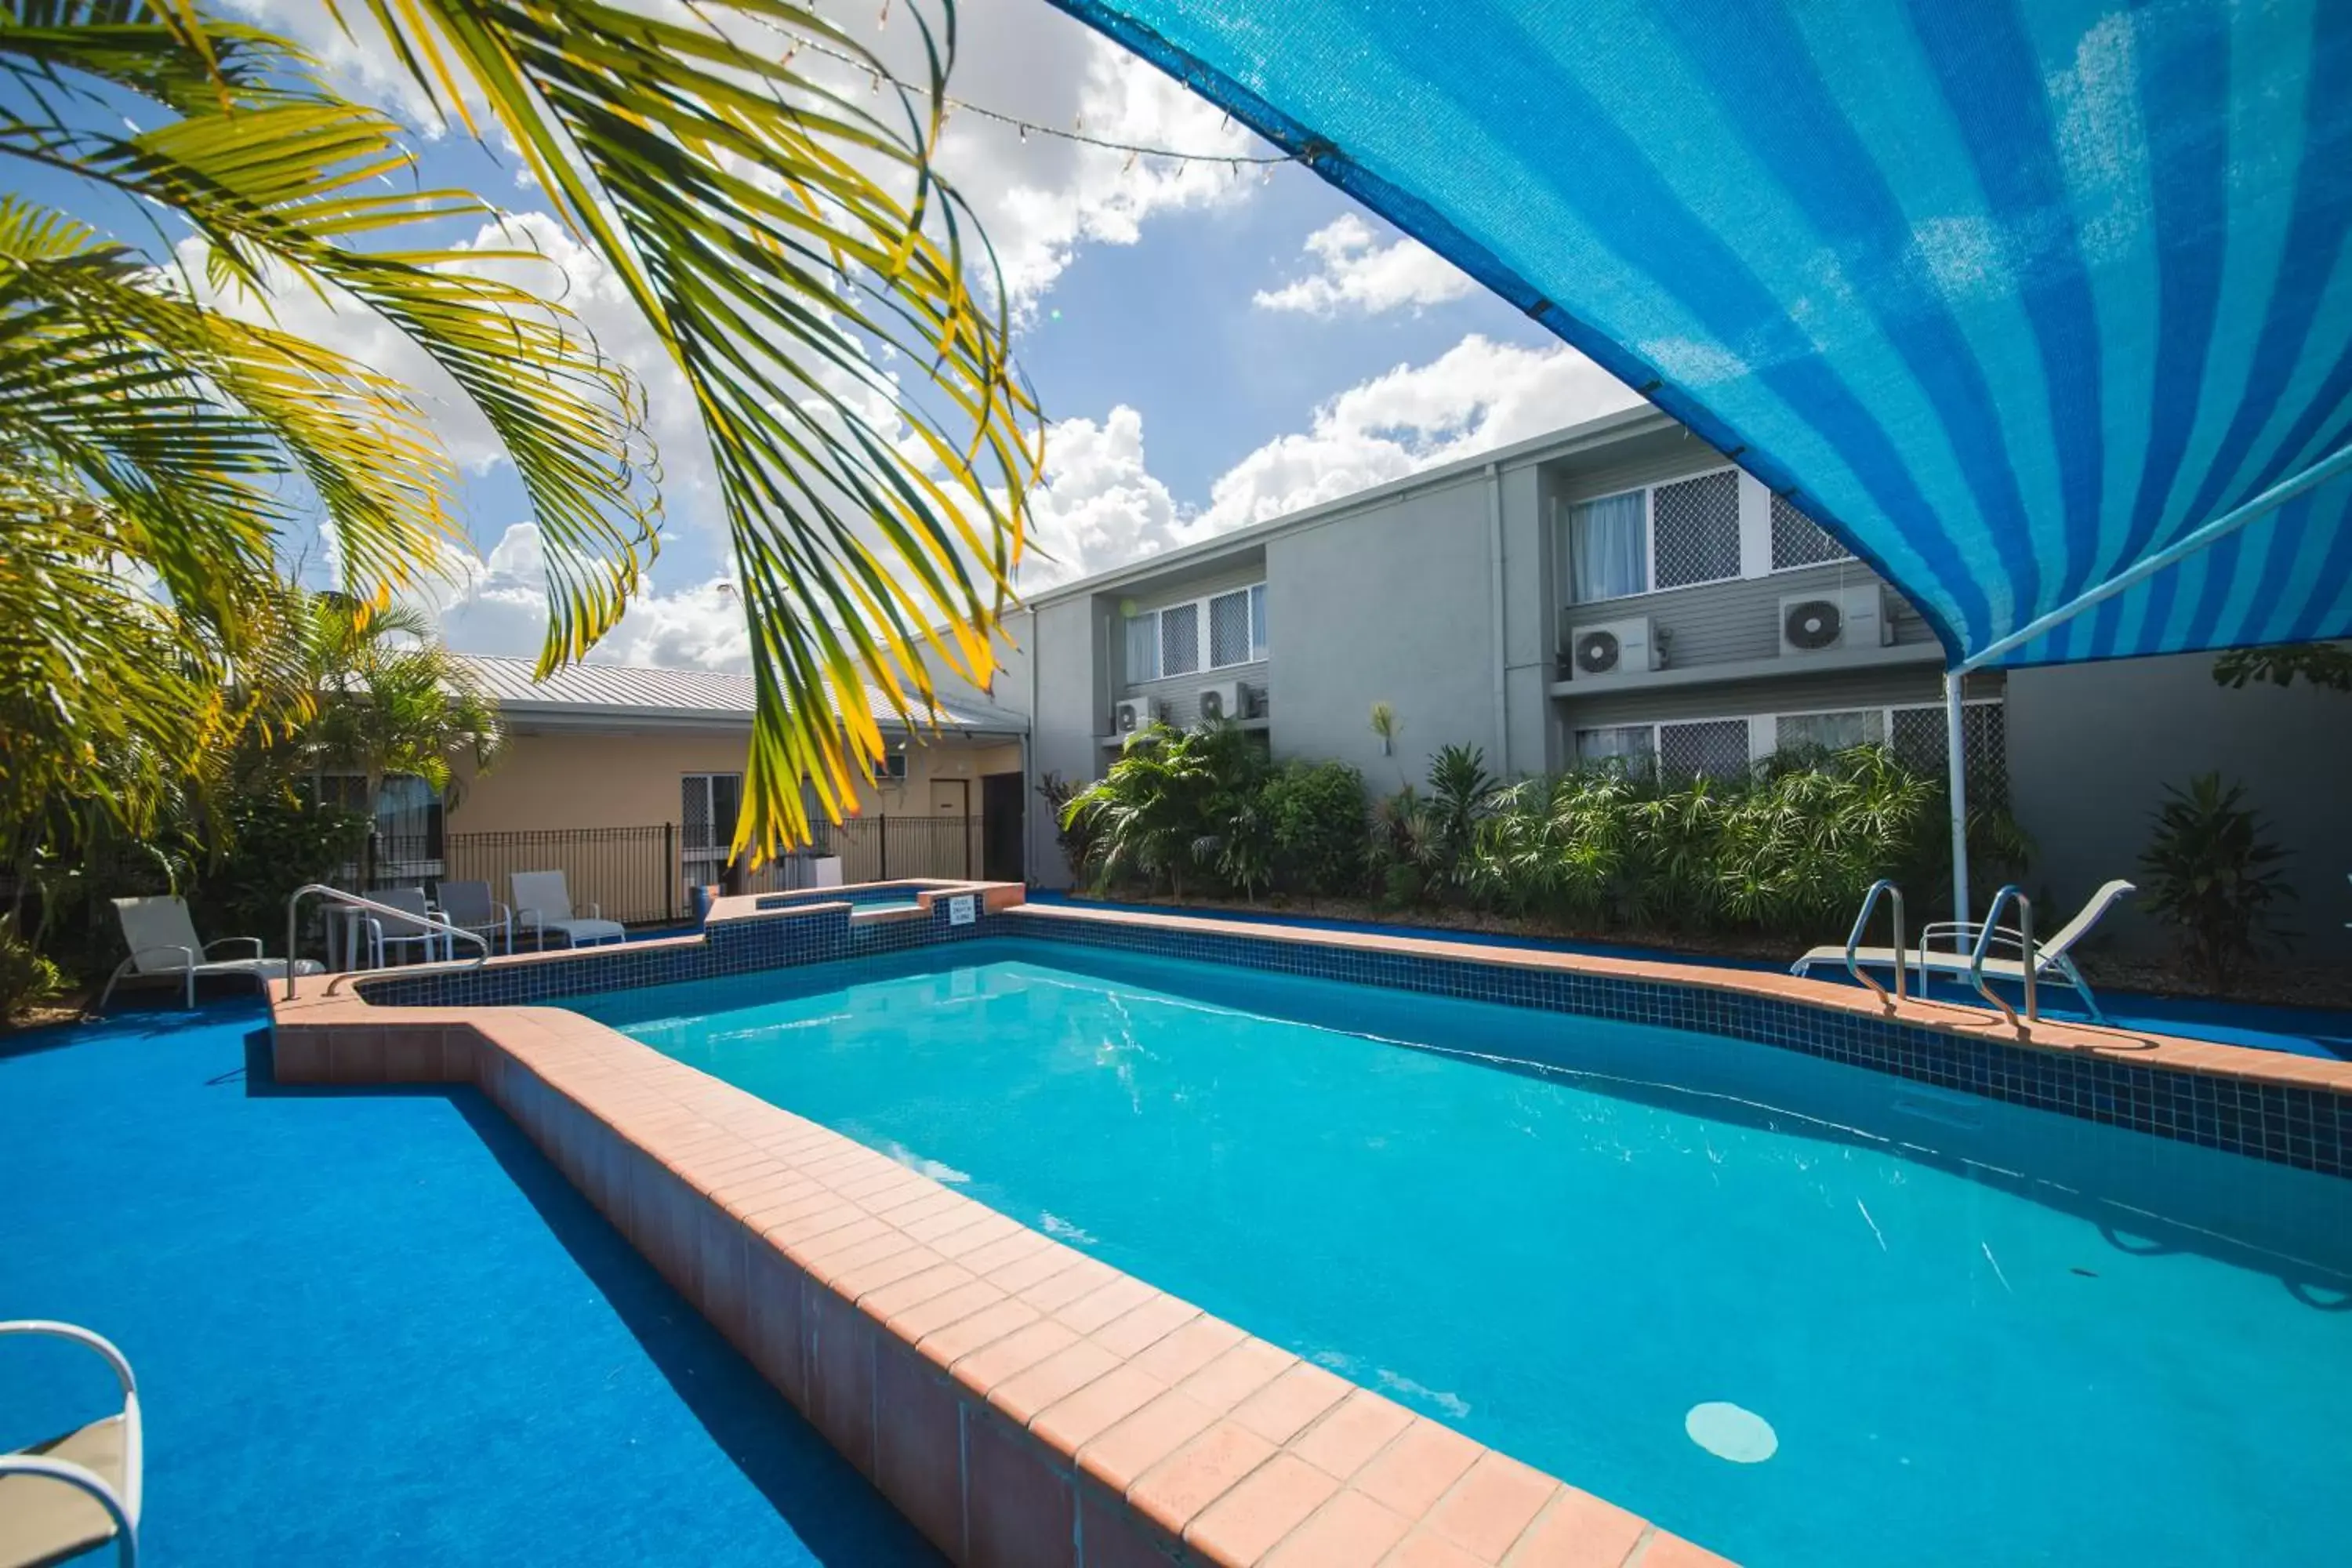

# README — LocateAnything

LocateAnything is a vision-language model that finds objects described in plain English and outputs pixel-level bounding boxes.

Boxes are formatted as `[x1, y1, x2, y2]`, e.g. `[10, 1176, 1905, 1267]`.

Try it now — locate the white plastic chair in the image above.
[364, 887, 449, 968]
[434, 880, 512, 956]
[99, 895, 323, 1011]
[0, 1320, 141, 1568]
[510, 871, 625, 949]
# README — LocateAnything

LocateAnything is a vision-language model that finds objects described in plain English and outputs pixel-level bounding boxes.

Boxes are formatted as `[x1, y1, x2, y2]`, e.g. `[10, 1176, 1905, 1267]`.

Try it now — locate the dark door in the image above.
[980, 771, 1025, 884]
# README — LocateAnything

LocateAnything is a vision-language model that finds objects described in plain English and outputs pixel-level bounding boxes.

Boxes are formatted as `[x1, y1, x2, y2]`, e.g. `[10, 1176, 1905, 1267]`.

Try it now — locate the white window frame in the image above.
[1125, 581, 1268, 684]
[1564, 464, 1744, 607]
[1573, 697, 2005, 774]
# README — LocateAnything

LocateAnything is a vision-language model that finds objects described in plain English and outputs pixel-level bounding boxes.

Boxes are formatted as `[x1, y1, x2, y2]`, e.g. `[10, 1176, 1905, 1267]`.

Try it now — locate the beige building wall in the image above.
[448, 728, 1022, 837]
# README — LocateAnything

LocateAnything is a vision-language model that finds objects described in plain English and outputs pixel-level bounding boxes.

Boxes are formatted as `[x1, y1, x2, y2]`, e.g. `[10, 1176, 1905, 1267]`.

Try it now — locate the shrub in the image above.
[1035, 771, 1094, 880]
[190, 794, 371, 942]
[1061, 721, 1271, 897]
[2139, 773, 2294, 988]
[0, 914, 65, 1025]
[1261, 761, 1368, 896]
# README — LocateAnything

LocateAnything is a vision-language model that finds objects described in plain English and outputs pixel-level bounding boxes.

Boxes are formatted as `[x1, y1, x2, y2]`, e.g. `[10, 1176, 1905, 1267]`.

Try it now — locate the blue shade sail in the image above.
[1050, 0, 2352, 668]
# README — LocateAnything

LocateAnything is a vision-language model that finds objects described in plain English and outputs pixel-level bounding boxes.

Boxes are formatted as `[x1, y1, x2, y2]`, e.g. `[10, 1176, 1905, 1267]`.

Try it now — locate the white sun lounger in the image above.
[99, 895, 324, 1012]
[510, 870, 626, 949]
[0, 1320, 141, 1568]
[1791, 879, 2136, 1022]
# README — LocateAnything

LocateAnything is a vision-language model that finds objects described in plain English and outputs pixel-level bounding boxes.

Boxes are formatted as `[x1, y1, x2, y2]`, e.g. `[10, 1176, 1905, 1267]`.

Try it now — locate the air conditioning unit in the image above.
[1196, 680, 1250, 722]
[1112, 696, 1163, 733]
[1779, 586, 1892, 655]
[1566, 617, 1665, 681]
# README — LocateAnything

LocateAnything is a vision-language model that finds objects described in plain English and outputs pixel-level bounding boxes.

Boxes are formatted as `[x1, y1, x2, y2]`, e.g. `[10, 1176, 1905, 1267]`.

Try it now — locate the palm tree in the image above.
[274, 595, 503, 820]
[1, 2, 1040, 856]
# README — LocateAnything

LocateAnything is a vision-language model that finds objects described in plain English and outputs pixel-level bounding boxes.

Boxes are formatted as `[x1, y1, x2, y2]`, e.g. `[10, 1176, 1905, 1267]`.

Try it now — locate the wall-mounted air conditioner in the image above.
[1778, 586, 1891, 655]
[1565, 617, 1665, 681]
[1196, 681, 1250, 722]
[1112, 696, 1164, 734]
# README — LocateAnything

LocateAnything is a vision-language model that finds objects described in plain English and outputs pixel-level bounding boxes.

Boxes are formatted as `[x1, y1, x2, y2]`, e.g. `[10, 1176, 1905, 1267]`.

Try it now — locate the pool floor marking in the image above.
[267, 995, 1737, 1568]
[1685, 1404, 1777, 1465]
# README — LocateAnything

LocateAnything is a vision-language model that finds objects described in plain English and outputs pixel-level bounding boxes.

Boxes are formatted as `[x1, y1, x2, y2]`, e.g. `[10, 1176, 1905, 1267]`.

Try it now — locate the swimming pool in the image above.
[583, 938, 2352, 1568]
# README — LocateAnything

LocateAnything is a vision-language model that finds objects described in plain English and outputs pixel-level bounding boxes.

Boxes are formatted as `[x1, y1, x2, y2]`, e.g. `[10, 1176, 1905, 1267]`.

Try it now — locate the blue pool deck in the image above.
[1026, 891, 2352, 1062]
[0, 1003, 942, 1566]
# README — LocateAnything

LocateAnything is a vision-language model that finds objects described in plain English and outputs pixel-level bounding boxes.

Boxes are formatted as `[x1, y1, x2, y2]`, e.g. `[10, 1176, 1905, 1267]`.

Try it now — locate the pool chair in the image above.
[510, 870, 626, 949]
[434, 879, 512, 956]
[0, 1320, 142, 1568]
[1791, 879, 2136, 1023]
[362, 887, 452, 968]
[99, 895, 324, 1012]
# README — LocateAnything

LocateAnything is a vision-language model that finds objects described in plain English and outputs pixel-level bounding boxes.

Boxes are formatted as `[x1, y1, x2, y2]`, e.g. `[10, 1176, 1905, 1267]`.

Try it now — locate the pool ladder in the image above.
[283, 884, 493, 1000]
[1842, 879, 2040, 1035]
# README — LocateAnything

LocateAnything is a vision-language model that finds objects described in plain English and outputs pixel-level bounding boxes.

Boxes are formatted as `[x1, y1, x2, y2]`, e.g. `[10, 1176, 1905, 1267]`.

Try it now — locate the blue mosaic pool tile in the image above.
[984, 912, 2350, 1182]
[354, 898, 2347, 1181]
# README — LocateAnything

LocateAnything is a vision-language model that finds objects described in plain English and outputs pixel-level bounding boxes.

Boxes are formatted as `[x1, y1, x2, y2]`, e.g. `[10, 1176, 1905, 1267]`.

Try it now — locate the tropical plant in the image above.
[187, 793, 371, 944]
[1060, 722, 1270, 897]
[268, 595, 503, 811]
[1261, 761, 1369, 896]
[1035, 771, 1095, 881]
[3, 2, 1043, 858]
[0, 913, 64, 1025]
[2138, 773, 2296, 988]
[1423, 744, 1498, 894]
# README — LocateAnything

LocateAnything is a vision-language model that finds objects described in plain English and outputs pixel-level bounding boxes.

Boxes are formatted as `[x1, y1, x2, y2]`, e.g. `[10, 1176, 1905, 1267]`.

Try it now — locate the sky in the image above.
[213, 0, 1644, 673]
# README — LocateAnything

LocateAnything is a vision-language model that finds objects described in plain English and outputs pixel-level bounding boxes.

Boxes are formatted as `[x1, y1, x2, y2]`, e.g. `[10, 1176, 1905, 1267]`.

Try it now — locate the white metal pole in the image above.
[1944, 668, 1970, 954]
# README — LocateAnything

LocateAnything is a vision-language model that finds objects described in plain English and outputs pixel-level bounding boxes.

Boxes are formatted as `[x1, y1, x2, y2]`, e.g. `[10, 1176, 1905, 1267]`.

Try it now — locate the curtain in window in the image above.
[1570, 491, 1646, 601]
[1248, 583, 1268, 659]
[1124, 611, 1160, 682]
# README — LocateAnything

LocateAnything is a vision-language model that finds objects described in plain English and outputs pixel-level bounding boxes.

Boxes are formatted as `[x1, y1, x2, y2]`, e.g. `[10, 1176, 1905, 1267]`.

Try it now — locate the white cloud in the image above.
[1196, 336, 1639, 532]
[1014, 406, 1187, 592]
[417, 521, 753, 672]
[1254, 215, 1472, 317]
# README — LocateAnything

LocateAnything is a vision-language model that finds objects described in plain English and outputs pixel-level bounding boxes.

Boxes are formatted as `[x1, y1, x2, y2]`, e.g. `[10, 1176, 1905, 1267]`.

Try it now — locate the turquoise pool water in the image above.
[0, 1006, 939, 1566]
[588, 940, 2352, 1567]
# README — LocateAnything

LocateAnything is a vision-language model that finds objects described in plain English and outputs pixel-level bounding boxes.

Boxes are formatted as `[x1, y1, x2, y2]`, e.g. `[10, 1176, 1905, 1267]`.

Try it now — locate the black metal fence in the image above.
[345, 816, 985, 927]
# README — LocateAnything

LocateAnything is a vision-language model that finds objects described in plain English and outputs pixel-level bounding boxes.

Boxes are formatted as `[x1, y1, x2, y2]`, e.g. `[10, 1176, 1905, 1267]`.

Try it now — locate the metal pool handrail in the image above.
[285, 884, 491, 1000]
[1843, 878, 1906, 1011]
[1969, 884, 2036, 1036]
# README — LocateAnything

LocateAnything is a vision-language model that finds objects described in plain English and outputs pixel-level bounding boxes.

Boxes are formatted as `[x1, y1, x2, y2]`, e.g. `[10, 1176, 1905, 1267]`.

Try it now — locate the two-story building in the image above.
[972, 406, 2350, 958]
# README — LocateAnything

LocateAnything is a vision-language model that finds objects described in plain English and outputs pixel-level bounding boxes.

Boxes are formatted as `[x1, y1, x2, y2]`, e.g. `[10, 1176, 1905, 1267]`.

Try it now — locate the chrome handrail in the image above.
[285, 884, 491, 1000]
[1843, 878, 1907, 1011]
[1969, 884, 2036, 1036]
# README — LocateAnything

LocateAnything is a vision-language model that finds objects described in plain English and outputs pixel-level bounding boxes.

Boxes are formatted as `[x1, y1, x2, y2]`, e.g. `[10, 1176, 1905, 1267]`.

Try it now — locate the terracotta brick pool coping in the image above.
[269, 887, 2343, 1566]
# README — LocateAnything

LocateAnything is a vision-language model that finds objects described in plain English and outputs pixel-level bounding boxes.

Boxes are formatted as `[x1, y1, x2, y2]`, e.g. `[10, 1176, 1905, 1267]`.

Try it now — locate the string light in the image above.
[786, 31, 1301, 167]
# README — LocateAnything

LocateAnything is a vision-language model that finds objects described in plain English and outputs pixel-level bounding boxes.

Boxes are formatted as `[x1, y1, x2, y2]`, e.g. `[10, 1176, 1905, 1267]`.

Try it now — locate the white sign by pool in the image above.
[1686, 1401, 1777, 1463]
[947, 894, 976, 926]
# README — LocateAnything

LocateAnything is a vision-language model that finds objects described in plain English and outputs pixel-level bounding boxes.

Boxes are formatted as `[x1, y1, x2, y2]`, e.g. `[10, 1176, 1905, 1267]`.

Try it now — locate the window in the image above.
[1575, 725, 1657, 773]
[870, 751, 908, 785]
[1570, 491, 1646, 601]
[310, 771, 443, 865]
[1650, 471, 1741, 590]
[1659, 719, 1752, 783]
[1123, 583, 1268, 684]
[682, 772, 743, 888]
[1124, 611, 1160, 683]
[1567, 470, 1741, 603]
[1770, 492, 1853, 570]
[1775, 709, 1884, 753]
[1160, 601, 1200, 677]
[1891, 702, 2009, 804]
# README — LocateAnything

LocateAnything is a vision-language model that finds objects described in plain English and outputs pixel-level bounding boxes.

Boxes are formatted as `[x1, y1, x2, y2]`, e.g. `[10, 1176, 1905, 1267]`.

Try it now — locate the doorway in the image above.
[980, 771, 1025, 884]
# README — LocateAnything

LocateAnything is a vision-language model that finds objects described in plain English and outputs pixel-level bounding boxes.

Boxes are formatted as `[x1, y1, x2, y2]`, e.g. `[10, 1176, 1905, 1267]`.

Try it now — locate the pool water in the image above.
[0, 1006, 940, 1566]
[588, 940, 2352, 1568]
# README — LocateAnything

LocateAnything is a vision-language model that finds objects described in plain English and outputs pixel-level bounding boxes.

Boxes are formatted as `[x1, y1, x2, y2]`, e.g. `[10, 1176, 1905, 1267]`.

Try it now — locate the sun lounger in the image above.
[99, 895, 323, 1011]
[0, 1320, 141, 1568]
[1792, 879, 2136, 1022]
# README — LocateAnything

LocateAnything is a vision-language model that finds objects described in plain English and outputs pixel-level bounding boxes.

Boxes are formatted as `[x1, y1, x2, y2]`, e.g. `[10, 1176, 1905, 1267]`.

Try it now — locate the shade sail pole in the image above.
[1945, 669, 1969, 955]
[1958, 440, 2352, 672]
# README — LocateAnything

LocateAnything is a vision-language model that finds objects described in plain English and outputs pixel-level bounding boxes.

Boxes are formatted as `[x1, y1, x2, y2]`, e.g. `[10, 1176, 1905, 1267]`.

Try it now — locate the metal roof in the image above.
[460, 655, 1028, 735]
